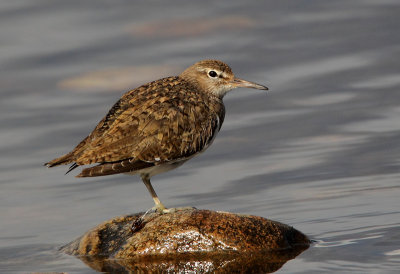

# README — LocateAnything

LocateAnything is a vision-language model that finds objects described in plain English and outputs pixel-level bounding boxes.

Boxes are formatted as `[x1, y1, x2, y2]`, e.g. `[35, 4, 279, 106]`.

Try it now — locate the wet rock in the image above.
[62, 208, 310, 272]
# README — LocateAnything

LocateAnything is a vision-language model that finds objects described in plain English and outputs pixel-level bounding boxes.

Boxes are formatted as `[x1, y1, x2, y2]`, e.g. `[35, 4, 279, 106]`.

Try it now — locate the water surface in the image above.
[1, 1, 400, 273]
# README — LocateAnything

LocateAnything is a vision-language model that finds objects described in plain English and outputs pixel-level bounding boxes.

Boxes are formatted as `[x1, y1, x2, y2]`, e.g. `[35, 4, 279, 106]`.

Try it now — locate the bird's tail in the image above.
[44, 152, 75, 167]
[76, 159, 153, 177]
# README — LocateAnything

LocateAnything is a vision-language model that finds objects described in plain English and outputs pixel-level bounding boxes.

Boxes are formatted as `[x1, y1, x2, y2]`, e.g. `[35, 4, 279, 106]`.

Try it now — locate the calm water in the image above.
[1, 0, 400, 273]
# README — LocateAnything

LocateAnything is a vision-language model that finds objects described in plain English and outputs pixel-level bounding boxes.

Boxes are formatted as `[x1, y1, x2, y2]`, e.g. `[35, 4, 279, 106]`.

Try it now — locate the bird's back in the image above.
[45, 76, 225, 177]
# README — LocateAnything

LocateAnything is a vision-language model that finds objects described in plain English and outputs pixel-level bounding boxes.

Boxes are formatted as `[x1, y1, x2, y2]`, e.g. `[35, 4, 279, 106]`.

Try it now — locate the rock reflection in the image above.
[78, 247, 308, 273]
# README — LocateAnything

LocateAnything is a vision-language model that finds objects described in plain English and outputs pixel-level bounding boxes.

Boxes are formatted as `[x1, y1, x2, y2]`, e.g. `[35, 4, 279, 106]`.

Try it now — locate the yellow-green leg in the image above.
[141, 174, 168, 212]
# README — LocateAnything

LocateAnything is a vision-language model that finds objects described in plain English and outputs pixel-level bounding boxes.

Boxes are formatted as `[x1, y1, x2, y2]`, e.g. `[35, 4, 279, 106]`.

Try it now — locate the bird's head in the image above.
[179, 59, 268, 98]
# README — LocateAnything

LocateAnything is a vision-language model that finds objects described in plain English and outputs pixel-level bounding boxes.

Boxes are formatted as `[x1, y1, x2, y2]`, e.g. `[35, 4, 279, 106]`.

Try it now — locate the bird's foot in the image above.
[156, 206, 198, 214]
[152, 203, 171, 214]
[131, 206, 197, 233]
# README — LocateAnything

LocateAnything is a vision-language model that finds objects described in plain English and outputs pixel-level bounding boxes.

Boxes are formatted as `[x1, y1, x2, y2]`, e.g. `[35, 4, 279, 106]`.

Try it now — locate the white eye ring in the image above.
[208, 70, 218, 78]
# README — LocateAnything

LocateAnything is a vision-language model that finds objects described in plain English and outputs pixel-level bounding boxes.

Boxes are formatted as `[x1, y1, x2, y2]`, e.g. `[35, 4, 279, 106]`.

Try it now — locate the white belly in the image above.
[127, 160, 187, 177]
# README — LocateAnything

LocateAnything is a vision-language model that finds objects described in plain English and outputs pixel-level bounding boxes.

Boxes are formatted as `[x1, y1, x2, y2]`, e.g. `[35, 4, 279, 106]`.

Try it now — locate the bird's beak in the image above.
[231, 78, 269, 90]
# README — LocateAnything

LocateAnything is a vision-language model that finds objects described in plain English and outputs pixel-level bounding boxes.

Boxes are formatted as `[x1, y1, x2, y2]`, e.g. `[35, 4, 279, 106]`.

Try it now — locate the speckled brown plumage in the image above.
[45, 59, 268, 210]
[46, 76, 224, 176]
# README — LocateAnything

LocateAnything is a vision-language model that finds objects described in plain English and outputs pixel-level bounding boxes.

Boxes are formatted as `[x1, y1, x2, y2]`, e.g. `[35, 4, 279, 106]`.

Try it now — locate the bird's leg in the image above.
[141, 174, 169, 213]
[132, 175, 169, 232]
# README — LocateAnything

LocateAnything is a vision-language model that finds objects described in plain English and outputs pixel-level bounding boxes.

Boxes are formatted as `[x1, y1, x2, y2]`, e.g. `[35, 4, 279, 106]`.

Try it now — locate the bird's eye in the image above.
[208, 70, 218, 78]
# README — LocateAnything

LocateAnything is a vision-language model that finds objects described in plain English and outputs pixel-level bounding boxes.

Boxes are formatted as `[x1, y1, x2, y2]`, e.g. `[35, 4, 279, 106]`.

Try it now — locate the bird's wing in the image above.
[72, 78, 225, 166]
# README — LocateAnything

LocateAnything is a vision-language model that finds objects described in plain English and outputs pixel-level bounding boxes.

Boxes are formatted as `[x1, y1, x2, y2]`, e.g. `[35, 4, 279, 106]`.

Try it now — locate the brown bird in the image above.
[45, 60, 268, 212]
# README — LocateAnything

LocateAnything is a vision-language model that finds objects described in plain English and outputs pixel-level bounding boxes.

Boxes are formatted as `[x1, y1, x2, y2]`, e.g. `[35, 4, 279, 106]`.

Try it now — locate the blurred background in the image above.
[1, 0, 400, 273]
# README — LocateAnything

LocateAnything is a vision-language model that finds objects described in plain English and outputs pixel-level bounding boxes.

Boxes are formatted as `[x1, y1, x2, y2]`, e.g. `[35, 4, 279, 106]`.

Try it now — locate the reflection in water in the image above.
[77, 247, 309, 273]
[57, 65, 181, 92]
[126, 16, 255, 38]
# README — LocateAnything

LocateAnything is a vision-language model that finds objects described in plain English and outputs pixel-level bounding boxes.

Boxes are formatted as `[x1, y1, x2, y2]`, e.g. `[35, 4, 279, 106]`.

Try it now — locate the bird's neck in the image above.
[178, 74, 208, 95]
[179, 74, 227, 100]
